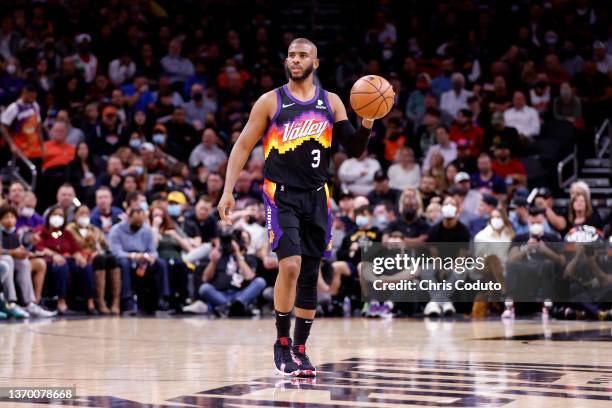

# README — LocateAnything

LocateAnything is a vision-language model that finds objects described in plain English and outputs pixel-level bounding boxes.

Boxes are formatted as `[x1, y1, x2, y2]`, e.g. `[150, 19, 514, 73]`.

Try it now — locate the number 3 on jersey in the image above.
[311, 149, 320, 168]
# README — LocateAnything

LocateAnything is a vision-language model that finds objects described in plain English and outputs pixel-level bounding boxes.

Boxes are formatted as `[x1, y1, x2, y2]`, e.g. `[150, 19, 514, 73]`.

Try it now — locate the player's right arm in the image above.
[218, 91, 276, 224]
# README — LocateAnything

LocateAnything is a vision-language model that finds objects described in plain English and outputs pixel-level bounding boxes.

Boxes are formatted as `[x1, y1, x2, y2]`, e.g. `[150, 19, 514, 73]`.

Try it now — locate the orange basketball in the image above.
[350, 75, 395, 119]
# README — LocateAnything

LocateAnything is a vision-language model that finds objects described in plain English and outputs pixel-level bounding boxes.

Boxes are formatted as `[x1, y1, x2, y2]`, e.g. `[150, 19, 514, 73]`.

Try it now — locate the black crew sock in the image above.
[275, 310, 291, 340]
[293, 316, 313, 346]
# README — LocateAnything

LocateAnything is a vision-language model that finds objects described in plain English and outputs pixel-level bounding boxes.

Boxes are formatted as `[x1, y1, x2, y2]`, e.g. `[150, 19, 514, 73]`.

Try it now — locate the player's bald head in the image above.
[288, 38, 317, 58]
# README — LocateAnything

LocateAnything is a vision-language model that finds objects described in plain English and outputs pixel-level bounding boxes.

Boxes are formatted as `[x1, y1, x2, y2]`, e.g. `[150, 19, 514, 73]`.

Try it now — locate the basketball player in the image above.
[218, 38, 376, 377]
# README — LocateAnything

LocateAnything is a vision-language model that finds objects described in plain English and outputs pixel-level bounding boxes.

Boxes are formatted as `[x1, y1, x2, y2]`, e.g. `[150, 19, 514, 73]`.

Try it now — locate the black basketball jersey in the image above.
[262, 84, 334, 189]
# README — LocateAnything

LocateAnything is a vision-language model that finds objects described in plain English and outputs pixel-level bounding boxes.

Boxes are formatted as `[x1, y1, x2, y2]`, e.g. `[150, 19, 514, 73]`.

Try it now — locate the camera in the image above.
[219, 229, 245, 256]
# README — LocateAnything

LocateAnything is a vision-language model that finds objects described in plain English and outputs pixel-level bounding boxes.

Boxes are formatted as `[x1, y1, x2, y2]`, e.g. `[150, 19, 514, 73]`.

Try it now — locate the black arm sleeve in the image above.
[333, 119, 371, 158]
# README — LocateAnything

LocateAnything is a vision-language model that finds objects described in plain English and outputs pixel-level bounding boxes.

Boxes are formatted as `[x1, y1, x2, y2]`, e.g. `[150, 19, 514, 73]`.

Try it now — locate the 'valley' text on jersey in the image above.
[262, 85, 334, 189]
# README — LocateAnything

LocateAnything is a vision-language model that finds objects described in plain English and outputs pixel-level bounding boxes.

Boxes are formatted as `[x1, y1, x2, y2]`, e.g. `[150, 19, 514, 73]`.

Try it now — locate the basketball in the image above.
[350, 75, 395, 119]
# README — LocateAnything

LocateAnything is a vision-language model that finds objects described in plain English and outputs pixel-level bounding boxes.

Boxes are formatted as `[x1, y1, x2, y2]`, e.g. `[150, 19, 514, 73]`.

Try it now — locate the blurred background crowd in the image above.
[0, 0, 610, 320]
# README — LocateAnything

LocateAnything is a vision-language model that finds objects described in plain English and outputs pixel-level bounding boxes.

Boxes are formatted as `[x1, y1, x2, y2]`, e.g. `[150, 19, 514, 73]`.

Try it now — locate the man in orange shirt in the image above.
[43, 121, 75, 171]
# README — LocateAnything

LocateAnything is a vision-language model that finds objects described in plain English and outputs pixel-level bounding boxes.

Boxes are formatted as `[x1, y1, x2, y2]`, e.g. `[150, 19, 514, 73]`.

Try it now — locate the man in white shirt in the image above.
[440, 73, 473, 118]
[593, 40, 612, 75]
[503, 91, 540, 139]
[338, 150, 381, 196]
[71, 33, 97, 84]
[423, 125, 457, 171]
[108, 51, 136, 85]
[188, 127, 227, 172]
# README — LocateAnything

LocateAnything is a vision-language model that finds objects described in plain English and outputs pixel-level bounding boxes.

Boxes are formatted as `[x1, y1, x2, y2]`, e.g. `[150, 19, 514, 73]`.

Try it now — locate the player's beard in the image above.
[285, 62, 314, 82]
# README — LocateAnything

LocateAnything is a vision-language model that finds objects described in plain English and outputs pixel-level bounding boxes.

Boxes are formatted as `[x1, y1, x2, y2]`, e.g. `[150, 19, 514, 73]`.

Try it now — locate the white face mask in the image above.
[490, 217, 504, 231]
[20, 207, 35, 218]
[441, 204, 457, 219]
[529, 222, 544, 237]
[77, 216, 90, 228]
[355, 215, 369, 228]
[49, 215, 64, 228]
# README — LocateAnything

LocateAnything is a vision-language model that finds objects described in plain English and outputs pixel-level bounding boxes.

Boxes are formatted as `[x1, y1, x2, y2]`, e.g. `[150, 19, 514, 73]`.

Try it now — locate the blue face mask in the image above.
[0, 225, 16, 234]
[139, 201, 149, 212]
[152, 133, 166, 145]
[167, 204, 182, 217]
[355, 215, 369, 228]
[129, 139, 142, 149]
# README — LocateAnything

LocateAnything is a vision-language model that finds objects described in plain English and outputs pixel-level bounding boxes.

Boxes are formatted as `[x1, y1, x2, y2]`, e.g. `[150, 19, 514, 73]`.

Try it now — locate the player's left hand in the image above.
[218, 192, 235, 225]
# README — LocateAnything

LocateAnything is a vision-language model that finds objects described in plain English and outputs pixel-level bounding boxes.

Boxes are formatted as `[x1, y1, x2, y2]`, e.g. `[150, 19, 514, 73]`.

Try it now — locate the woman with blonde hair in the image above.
[398, 187, 423, 215]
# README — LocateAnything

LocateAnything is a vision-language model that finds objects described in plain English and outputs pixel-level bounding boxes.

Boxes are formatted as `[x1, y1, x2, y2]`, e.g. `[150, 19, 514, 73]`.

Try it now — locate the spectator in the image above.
[88, 105, 126, 157]
[367, 170, 401, 208]
[72, 33, 97, 83]
[90, 186, 124, 235]
[489, 111, 522, 156]
[431, 59, 454, 95]
[188, 127, 227, 172]
[423, 126, 457, 172]
[66, 205, 121, 315]
[66, 141, 99, 204]
[96, 155, 124, 198]
[567, 190, 603, 231]
[532, 187, 567, 233]
[405, 73, 431, 126]
[553, 82, 583, 127]
[15, 191, 43, 231]
[505, 207, 566, 318]
[35, 205, 94, 314]
[387, 147, 420, 190]
[108, 207, 170, 314]
[108, 49, 136, 86]
[440, 73, 473, 117]
[197, 229, 266, 317]
[449, 109, 484, 157]
[338, 150, 381, 196]
[56, 110, 85, 146]
[529, 74, 551, 114]
[593, 40, 612, 75]
[503, 91, 541, 140]
[160, 39, 194, 85]
[184, 83, 217, 131]
[469, 194, 498, 237]
[425, 202, 442, 226]
[491, 142, 527, 189]
[165, 106, 199, 161]
[7, 180, 25, 208]
[0, 205, 56, 318]
[189, 196, 219, 244]
[471, 153, 507, 197]
[386, 190, 429, 243]
[42, 121, 75, 172]
[418, 174, 438, 209]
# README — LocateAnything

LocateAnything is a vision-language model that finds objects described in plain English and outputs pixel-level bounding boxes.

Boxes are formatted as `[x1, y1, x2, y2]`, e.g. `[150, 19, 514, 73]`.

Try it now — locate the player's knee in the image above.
[279, 256, 301, 281]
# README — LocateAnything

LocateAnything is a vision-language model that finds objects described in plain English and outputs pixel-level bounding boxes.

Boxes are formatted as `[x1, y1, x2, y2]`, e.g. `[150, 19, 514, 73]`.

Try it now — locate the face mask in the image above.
[133, 165, 144, 176]
[77, 216, 90, 228]
[153, 133, 166, 145]
[139, 201, 149, 212]
[192, 92, 203, 102]
[355, 215, 369, 228]
[6, 64, 16, 75]
[529, 222, 544, 237]
[167, 204, 182, 217]
[403, 208, 417, 222]
[441, 204, 457, 219]
[20, 207, 35, 218]
[129, 139, 142, 149]
[375, 215, 388, 229]
[490, 217, 504, 231]
[49, 215, 64, 228]
[79, 228, 88, 237]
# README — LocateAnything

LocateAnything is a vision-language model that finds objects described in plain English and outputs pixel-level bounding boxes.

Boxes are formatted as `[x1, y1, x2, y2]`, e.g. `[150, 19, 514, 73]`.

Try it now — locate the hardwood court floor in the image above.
[0, 316, 611, 407]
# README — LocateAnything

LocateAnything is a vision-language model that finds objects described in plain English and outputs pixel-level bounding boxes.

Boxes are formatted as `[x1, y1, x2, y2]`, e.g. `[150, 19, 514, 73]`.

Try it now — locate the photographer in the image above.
[505, 207, 566, 318]
[197, 229, 266, 317]
[563, 226, 611, 319]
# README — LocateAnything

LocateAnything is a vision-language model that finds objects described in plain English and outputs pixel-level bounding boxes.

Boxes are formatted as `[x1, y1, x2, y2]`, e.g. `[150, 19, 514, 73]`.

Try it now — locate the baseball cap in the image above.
[140, 142, 155, 152]
[374, 170, 388, 182]
[528, 206, 546, 216]
[167, 191, 187, 205]
[454, 172, 470, 183]
[75, 33, 92, 44]
[534, 187, 552, 199]
[509, 196, 528, 209]
[102, 105, 118, 117]
[482, 194, 498, 208]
